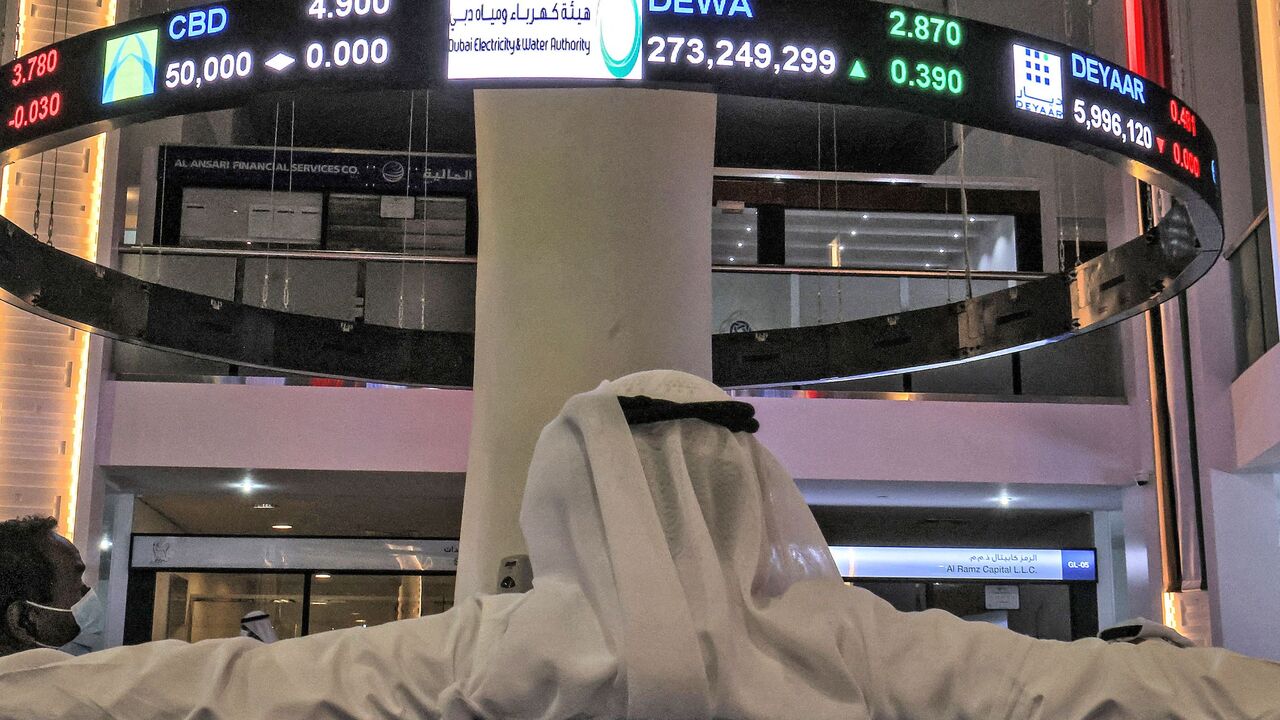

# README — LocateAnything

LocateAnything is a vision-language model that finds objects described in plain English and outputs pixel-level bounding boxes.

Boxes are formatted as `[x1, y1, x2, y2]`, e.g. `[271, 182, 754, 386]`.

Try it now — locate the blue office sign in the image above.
[830, 546, 1098, 582]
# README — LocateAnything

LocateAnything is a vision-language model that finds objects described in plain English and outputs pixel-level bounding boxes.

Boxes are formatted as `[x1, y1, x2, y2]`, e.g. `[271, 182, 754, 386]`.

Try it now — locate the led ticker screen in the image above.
[0, 0, 1219, 217]
[0, 0, 437, 153]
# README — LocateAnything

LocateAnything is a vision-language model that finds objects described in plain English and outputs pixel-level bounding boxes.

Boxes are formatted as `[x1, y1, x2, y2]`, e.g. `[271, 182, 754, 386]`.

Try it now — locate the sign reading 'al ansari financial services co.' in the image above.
[447, 0, 647, 80]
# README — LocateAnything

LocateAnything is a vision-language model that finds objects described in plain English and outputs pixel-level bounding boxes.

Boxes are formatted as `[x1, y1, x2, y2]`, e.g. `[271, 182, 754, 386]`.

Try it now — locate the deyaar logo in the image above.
[102, 29, 159, 104]
[1013, 44, 1064, 120]
[599, 0, 643, 79]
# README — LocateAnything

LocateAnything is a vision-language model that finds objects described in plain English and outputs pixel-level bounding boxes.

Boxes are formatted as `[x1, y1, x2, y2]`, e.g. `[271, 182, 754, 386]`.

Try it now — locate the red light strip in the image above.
[1125, 0, 1147, 76]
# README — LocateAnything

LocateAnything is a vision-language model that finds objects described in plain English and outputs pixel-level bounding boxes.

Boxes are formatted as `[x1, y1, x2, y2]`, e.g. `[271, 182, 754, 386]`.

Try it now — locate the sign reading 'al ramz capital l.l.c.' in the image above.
[830, 547, 1098, 582]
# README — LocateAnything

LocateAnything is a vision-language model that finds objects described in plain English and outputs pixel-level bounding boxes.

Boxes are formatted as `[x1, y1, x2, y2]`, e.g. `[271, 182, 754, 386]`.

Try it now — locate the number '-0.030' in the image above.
[7, 91, 62, 131]
[889, 58, 964, 95]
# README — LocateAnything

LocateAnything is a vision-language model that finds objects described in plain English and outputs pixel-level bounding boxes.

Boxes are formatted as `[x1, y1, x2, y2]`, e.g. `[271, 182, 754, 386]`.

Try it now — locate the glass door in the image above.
[307, 573, 455, 634]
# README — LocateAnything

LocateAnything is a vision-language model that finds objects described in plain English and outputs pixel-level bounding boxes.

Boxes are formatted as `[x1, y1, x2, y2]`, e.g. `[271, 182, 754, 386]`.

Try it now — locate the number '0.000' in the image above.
[305, 37, 391, 69]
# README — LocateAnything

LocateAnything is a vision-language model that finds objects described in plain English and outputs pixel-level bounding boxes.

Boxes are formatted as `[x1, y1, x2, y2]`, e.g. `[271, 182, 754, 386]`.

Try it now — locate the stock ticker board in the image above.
[0, 0, 1219, 215]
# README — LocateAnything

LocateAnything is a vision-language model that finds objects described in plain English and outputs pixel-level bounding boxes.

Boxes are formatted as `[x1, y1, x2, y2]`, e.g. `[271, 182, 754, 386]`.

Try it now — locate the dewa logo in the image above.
[103, 29, 159, 104]
[599, 0, 642, 79]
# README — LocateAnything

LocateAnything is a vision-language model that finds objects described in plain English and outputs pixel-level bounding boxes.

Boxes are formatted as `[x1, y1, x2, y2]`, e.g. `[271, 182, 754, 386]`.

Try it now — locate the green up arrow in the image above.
[848, 60, 868, 81]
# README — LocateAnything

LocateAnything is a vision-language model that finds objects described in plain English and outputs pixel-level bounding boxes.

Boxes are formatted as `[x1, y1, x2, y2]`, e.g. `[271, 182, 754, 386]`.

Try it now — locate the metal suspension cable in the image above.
[398, 91, 416, 329]
[263, 102, 281, 306]
[420, 90, 431, 331]
[958, 123, 974, 300]
[283, 101, 296, 310]
[815, 105, 824, 323]
[833, 105, 843, 321]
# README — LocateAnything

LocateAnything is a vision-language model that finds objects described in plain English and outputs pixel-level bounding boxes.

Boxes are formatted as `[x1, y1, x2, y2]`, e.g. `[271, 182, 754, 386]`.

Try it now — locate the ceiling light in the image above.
[310, 600, 329, 606]
[746, 226, 754, 232]
[272, 598, 295, 604]
[729, 257, 736, 263]
[862, 214, 870, 220]
[239, 477, 255, 495]
[253, 503, 276, 510]
[315, 573, 332, 580]
[938, 248, 946, 254]
[997, 495, 1013, 508]
[272, 524, 293, 531]
[969, 216, 977, 222]
[98, 536, 112, 551]
[736, 242, 744, 248]
[849, 230, 858, 236]
[952, 232, 962, 239]
[839, 245, 847, 251]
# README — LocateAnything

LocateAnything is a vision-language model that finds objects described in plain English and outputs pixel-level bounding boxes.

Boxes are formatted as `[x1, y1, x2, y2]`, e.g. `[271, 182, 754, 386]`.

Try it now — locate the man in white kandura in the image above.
[1, 370, 1277, 719]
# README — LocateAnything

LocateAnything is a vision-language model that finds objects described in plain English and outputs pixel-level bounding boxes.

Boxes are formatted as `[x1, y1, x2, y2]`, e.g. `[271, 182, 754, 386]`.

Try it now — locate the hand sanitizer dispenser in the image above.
[497, 555, 533, 593]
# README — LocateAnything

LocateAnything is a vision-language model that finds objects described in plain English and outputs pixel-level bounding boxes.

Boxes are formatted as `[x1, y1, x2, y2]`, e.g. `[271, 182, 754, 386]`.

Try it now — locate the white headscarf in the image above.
[239, 611, 279, 644]
[1, 370, 1277, 719]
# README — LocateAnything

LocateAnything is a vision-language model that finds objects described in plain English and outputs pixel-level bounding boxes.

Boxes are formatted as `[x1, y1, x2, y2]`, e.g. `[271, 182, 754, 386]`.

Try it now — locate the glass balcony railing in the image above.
[111, 246, 1125, 400]
[1230, 210, 1279, 376]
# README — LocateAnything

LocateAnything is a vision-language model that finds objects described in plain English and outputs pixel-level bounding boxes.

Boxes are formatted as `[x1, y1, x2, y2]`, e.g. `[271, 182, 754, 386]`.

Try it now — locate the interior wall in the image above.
[1203, 471, 1280, 659]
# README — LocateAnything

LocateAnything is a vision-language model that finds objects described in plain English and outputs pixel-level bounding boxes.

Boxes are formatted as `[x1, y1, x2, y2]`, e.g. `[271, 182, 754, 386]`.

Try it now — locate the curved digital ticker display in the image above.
[0, 0, 1220, 220]
[0, 0, 1227, 388]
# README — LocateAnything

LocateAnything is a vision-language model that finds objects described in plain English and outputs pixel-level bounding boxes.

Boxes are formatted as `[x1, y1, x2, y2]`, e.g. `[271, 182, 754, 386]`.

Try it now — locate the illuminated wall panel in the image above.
[0, 0, 115, 539]
[1257, 0, 1280, 299]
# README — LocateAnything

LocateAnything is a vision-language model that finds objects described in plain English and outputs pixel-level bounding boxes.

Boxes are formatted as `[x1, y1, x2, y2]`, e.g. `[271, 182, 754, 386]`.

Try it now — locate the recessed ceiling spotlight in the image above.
[253, 503, 276, 510]
[969, 216, 977, 223]
[98, 536, 112, 551]
[849, 230, 858, 236]
[728, 257, 736, 263]
[997, 495, 1013, 508]
[239, 477, 255, 495]
[746, 226, 754, 232]
[272, 523, 293, 531]
[862, 214, 870, 220]
[839, 245, 847, 251]
[952, 232, 962, 239]
[737, 242, 744, 248]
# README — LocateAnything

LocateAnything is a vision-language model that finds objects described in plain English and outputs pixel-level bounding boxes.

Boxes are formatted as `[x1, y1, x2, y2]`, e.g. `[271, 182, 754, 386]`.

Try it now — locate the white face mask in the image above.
[25, 588, 103, 655]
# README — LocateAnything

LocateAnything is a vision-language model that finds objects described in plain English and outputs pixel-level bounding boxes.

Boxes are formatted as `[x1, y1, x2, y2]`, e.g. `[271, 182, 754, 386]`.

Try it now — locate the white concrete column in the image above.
[1203, 471, 1280, 659]
[456, 88, 717, 598]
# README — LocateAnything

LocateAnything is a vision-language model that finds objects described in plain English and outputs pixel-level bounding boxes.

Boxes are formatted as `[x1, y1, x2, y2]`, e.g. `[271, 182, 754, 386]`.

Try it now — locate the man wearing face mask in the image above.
[0, 516, 102, 659]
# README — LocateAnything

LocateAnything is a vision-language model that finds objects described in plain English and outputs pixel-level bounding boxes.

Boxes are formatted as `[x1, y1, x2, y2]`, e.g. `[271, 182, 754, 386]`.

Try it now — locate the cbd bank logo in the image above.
[102, 29, 159, 104]
[598, 0, 643, 79]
